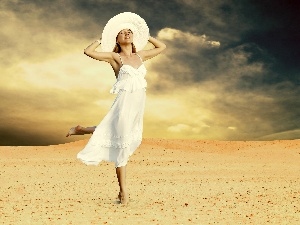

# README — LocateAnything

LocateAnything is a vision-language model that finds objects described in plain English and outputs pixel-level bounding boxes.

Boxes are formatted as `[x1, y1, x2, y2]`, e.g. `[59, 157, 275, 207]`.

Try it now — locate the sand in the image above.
[0, 138, 299, 225]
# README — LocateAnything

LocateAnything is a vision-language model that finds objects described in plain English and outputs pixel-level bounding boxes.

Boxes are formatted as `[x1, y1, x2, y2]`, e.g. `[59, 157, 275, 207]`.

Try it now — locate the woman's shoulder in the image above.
[109, 53, 123, 74]
[135, 51, 146, 61]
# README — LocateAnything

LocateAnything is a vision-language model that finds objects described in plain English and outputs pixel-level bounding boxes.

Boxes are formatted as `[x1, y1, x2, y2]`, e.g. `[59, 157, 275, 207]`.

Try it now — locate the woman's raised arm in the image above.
[138, 36, 166, 61]
[84, 39, 115, 63]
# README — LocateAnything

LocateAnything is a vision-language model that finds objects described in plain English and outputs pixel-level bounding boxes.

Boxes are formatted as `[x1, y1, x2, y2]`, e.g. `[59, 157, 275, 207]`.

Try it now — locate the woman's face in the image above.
[117, 29, 133, 44]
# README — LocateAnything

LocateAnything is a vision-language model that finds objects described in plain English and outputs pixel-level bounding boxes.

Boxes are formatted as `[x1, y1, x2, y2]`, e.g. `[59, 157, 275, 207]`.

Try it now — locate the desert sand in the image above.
[0, 138, 299, 225]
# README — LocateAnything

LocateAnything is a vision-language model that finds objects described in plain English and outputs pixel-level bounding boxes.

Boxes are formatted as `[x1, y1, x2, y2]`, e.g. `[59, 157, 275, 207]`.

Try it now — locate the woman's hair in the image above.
[113, 30, 136, 53]
[113, 43, 136, 53]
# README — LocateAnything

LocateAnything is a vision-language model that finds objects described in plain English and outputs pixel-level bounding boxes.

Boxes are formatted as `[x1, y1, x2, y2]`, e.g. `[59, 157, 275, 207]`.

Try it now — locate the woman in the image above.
[66, 12, 166, 205]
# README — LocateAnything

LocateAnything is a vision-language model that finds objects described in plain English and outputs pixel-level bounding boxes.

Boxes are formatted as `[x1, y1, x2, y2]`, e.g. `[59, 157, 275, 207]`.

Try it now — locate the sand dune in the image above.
[0, 138, 299, 224]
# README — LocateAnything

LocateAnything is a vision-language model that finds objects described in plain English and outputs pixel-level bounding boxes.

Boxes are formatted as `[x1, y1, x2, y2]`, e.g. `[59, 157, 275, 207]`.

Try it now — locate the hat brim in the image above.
[101, 12, 149, 52]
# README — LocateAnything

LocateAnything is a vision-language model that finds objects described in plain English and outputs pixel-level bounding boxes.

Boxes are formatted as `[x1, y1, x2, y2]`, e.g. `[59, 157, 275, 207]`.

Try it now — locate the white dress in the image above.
[77, 53, 147, 167]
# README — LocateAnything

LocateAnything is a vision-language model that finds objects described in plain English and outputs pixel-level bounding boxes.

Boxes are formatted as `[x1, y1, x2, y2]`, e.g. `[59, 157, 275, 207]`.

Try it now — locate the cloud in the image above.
[145, 27, 300, 140]
[168, 124, 191, 133]
[257, 129, 300, 141]
[158, 28, 220, 49]
[18, 52, 115, 91]
[168, 123, 210, 133]
[228, 127, 237, 130]
[144, 27, 222, 94]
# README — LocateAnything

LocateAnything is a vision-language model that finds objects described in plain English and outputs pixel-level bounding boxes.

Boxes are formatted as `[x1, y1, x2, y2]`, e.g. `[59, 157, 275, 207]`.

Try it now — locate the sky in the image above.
[1, 0, 299, 145]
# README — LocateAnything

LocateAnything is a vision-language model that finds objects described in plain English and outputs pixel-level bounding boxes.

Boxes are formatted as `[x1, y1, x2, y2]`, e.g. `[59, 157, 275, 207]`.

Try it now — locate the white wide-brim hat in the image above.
[101, 12, 149, 52]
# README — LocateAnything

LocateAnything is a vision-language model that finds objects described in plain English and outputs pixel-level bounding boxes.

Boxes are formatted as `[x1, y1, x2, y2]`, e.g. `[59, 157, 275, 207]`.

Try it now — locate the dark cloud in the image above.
[147, 34, 299, 140]
[0, 84, 108, 146]
[209, 81, 300, 140]
[239, 0, 300, 82]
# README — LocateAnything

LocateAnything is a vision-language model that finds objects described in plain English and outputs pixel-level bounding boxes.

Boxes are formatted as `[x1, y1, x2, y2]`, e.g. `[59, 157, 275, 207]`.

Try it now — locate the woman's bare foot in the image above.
[66, 125, 96, 137]
[81, 126, 96, 134]
[66, 125, 85, 137]
[119, 191, 129, 205]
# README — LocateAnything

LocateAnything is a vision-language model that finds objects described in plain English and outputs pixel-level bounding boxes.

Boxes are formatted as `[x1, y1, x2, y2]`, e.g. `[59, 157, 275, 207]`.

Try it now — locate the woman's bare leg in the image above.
[116, 166, 128, 205]
[66, 125, 96, 137]
[77, 125, 96, 134]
